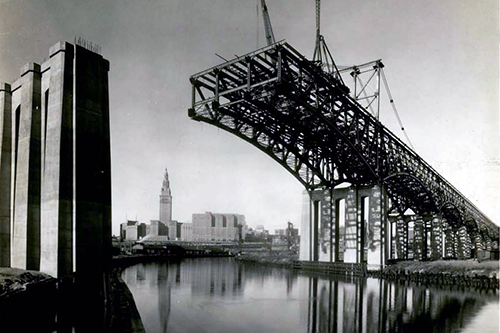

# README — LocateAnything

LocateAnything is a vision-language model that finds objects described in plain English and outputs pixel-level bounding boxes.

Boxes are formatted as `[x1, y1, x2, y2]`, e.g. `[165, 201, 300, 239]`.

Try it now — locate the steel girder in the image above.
[188, 41, 499, 241]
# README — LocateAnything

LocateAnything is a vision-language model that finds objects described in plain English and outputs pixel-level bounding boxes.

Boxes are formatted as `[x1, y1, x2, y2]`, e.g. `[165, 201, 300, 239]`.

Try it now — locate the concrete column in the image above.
[73, 44, 112, 283]
[396, 216, 406, 259]
[445, 230, 454, 258]
[441, 219, 449, 258]
[344, 189, 358, 263]
[422, 215, 432, 260]
[381, 185, 389, 266]
[299, 190, 311, 261]
[359, 185, 382, 266]
[334, 198, 341, 263]
[413, 217, 424, 260]
[313, 200, 319, 261]
[300, 191, 310, 261]
[456, 227, 464, 259]
[40, 42, 75, 277]
[430, 215, 442, 260]
[358, 192, 365, 264]
[457, 226, 472, 259]
[444, 229, 456, 258]
[0, 83, 12, 267]
[314, 189, 332, 263]
[12, 63, 42, 270]
[388, 215, 397, 259]
[474, 233, 484, 261]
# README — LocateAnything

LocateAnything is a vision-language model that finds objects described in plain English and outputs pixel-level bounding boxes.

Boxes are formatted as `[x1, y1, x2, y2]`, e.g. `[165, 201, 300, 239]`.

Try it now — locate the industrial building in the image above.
[191, 212, 246, 242]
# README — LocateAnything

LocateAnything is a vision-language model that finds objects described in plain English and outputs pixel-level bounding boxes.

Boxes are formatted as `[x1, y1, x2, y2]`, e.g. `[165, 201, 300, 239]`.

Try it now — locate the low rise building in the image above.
[120, 220, 148, 241]
[181, 223, 193, 241]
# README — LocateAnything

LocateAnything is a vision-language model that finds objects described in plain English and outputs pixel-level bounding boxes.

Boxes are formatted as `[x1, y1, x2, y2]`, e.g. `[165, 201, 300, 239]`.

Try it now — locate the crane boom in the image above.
[315, 0, 321, 42]
[261, 0, 276, 46]
[312, 0, 345, 86]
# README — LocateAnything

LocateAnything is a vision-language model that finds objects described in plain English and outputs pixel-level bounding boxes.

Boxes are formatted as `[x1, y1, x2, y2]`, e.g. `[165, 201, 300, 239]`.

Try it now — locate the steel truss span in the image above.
[188, 41, 498, 242]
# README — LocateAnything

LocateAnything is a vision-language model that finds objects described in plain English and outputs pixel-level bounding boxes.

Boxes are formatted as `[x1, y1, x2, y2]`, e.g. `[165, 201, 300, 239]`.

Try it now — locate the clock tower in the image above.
[159, 167, 172, 223]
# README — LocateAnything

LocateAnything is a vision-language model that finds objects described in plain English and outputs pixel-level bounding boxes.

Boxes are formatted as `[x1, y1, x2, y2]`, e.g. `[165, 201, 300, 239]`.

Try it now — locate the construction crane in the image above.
[312, 0, 345, 85]
[261, 0, 276, 46]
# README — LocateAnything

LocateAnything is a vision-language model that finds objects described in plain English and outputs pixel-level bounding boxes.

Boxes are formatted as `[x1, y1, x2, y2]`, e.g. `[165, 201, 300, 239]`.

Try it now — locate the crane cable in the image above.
[380, 68, 416, 151]
[256, 0, 260, 49]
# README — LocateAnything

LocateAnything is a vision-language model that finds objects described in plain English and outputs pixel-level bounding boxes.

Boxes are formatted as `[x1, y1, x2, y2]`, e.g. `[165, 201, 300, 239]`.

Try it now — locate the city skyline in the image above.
[0, 0, 498, 236]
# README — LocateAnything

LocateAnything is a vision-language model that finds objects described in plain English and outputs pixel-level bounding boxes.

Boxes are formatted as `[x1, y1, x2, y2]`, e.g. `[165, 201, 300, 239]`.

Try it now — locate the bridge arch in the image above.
[439, 202, 463, 230]
[189, 41, 499, 265]
[383, 172, 438, 216]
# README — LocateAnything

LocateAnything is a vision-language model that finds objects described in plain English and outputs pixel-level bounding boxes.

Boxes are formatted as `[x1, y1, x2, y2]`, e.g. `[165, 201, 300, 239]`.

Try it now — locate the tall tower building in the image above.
[159, 167, 172, 224]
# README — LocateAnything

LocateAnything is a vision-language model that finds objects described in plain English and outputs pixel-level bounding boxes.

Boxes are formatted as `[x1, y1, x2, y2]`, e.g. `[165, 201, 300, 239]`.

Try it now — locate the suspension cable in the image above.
[380, 68, 416, 151]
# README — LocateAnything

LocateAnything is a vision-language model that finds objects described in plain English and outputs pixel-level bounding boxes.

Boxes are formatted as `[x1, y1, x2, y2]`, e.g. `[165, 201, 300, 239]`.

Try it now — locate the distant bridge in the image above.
[188, 41, 498, 266]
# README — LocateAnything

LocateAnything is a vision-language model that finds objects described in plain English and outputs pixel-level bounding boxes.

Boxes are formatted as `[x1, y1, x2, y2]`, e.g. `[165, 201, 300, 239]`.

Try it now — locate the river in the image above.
[123, 258, 499, 333]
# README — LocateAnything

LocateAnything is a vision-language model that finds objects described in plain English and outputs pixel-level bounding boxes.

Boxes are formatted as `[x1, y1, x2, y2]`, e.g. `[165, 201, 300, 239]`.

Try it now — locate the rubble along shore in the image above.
[0, 267, 56, 296]
[0, 268, 58, 331]
[379, 260, 499, 290]
[0, 266, 145, 333]
[235, 253, 499, 290]
[234, 253, 298, 268]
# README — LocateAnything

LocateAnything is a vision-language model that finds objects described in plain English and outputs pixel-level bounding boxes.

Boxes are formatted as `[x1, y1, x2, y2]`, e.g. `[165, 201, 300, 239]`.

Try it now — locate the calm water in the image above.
[123, 258, 499, 333]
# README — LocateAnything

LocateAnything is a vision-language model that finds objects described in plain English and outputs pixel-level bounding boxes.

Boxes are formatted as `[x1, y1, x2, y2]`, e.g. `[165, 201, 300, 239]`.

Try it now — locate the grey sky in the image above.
[0, 0, 498, 234]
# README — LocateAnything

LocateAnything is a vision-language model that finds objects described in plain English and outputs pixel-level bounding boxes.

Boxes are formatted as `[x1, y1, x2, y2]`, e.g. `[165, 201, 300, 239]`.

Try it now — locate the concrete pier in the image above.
[40, 42, 111, 279]
[300, 185, 385, 267]
[0, 83, 12, 267]
[0, 41, 111, 281]
[40, 42, 75, 277]
[299, 183, 498, 268]
[11, 63, 42, 271]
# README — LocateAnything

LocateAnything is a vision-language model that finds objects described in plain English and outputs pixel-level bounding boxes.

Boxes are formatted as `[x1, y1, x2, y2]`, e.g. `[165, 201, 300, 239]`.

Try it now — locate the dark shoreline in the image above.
[108, 267, 146, 333]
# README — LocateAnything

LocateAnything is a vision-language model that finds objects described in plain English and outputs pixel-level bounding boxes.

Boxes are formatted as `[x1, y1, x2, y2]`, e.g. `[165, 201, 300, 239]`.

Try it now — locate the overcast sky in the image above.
[0, 0, 498, 235]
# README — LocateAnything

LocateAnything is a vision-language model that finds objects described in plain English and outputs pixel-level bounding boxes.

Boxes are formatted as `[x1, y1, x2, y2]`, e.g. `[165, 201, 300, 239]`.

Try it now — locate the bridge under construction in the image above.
[188, 2, 498, 268]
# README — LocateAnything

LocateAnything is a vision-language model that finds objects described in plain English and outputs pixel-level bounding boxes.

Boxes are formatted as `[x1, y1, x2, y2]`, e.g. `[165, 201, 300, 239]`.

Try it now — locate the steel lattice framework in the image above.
[188, 41, 499, 241]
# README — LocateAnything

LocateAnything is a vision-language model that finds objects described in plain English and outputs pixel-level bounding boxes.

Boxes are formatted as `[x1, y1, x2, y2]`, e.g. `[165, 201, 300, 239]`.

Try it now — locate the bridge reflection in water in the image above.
[123, 258, 498, 333]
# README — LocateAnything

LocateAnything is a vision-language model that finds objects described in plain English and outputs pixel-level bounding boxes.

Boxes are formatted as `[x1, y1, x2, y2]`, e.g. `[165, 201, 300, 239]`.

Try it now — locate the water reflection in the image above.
[123, 258, 498, 333]
[306, 277, 498, 333]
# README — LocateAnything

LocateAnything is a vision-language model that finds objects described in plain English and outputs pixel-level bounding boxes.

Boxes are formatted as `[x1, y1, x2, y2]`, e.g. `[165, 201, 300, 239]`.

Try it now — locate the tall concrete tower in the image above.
[159, 167, 172, 224]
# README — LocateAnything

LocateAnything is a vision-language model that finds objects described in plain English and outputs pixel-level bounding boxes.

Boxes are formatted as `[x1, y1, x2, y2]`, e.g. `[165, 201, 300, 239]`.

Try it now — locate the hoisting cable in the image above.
[256, 0, 260, 49]
[380, 68, 416, 151]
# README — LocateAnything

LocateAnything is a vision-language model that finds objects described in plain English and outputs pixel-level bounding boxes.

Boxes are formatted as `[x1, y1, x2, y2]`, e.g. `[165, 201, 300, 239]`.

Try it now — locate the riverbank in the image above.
[112, 254, 183, 268]
[379, 260, 499, 290]
[0, 267, 55, 296]
[234, 252, 298, 268]
[0, 266, 146, 332]
[235, 253, 499, 290]
[0, 268, 58, 331]
[108, 268, 146, 333]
